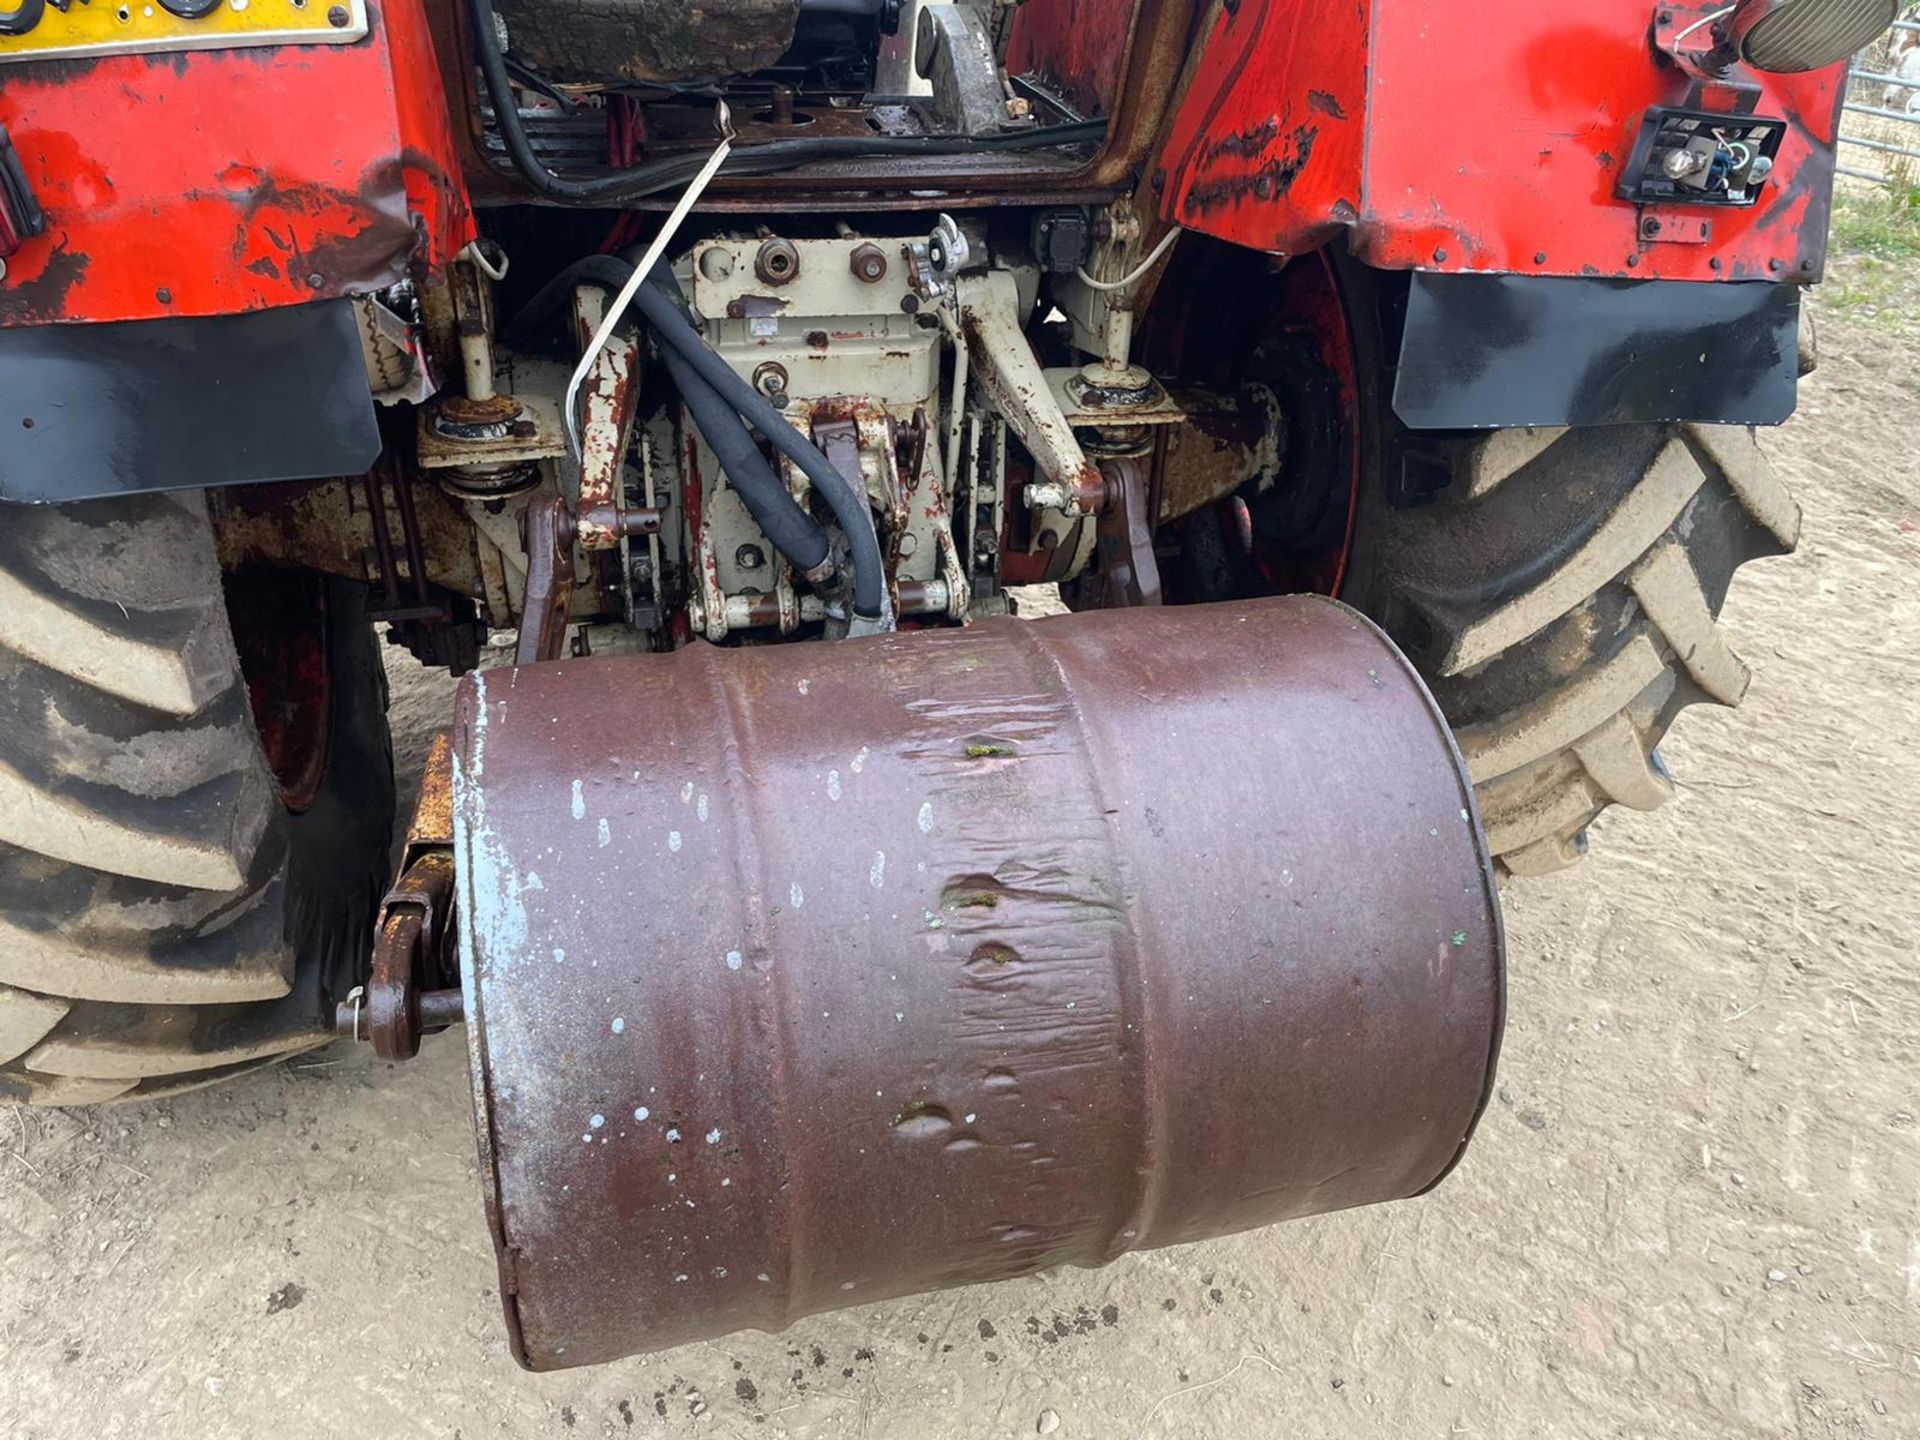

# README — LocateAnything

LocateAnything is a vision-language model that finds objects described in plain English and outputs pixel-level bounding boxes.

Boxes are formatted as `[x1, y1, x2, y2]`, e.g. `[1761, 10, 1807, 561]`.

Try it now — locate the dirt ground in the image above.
[2, 259, 1917, 1440]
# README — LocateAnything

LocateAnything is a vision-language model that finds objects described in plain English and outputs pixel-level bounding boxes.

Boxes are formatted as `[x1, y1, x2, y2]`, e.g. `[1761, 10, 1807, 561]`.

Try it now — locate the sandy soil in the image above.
[2, 261, 1916, 1440]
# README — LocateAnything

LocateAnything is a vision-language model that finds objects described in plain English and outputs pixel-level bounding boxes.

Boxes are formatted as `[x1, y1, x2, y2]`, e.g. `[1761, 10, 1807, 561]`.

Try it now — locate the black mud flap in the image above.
[0, 300, 379, 503]
[1392, 272, 1799, 431]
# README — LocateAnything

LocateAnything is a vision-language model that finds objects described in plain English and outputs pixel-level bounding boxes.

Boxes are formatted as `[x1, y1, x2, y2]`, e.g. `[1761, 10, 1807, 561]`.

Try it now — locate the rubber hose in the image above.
[504, 258, 834, 580]
[636, 268, 886, 619]
[502, 255, 636, 352]
[659, 343, 833, 575]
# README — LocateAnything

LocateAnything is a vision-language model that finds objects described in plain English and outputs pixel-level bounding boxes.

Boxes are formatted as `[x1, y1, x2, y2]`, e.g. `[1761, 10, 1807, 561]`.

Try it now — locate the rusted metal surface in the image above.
[515, 492, 577, 667]
[341, 850, 461, 1060]
[336, 730, 462, 1059]
[957, 270, 1106, 511]
[453, 596, 1505, 1370]
[1082, 456, 1162, 608]
[1156, 384, 1283, 525]
[362, 463, 443, 623]
[210, 473, 484, 615]
[491, 0, 799, 84]
[411, 730, 459, 855]
[570, 294, 645, 551]
[516, 489, 662, 662]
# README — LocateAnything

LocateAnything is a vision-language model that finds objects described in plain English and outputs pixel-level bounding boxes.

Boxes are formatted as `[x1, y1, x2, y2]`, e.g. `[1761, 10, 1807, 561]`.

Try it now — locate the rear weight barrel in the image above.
[453, 596, 1504, 1370]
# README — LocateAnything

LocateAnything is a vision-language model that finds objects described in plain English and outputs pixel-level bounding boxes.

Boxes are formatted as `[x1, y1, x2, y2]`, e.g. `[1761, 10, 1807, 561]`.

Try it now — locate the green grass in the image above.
[1829, 175, 1920, 262]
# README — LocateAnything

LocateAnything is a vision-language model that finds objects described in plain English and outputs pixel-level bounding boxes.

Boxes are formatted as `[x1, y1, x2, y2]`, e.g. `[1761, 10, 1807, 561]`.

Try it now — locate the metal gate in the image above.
[1843, 18, 1920, 187]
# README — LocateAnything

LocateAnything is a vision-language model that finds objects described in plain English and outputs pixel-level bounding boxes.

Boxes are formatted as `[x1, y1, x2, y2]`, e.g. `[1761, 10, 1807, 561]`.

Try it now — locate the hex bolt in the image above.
[752, 361, 790, 407]
[849, 243, 889, 283]
[735, 544, 767, 571]
[1642, 217, 1663, 238]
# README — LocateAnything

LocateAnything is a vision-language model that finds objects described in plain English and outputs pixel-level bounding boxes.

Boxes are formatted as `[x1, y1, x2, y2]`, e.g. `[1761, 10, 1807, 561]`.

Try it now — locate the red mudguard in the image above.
[1158, 0, 1846, 283]
[0, 0, 473, 327]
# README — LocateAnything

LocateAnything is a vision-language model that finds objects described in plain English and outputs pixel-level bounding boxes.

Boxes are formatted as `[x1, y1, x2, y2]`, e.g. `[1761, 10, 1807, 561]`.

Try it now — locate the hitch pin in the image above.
[564, 100, 736, 461]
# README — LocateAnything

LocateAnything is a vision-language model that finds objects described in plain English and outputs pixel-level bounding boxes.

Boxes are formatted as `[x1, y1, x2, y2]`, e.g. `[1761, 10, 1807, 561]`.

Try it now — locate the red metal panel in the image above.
[1157, 0, 1368, 258]
[1159, 0, 1844, 282]
[0, 0, 473, 327]
[1004, 0, 1143, 121]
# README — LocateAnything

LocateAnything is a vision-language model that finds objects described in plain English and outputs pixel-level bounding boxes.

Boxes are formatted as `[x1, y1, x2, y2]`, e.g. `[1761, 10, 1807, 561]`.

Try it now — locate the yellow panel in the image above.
[0, 0, 367, 65]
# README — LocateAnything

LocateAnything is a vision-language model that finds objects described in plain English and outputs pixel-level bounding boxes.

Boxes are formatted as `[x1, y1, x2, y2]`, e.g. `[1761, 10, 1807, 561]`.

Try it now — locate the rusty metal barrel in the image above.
[452, 596, 1504, 1370]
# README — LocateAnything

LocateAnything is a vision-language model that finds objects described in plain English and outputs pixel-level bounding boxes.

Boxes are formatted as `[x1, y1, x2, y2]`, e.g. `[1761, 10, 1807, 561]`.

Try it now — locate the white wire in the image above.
[460, 240, 510, 282]
[1673, 4, 1738, 45]
[1074, 226, 1183, 293]
[564, 104, 736, 460]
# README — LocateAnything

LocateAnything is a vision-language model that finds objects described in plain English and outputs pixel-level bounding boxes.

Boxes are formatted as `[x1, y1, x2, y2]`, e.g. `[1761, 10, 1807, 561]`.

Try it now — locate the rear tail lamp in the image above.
[1725, 0, 1898, 74]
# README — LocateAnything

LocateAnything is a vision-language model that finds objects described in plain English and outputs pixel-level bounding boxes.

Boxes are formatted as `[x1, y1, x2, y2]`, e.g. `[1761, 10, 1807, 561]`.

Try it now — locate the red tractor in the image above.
[0, 0, 1871, 1367]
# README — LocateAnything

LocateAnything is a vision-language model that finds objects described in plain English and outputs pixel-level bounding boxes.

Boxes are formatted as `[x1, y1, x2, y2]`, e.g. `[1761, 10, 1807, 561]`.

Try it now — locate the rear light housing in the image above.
[1724, 0, 1898, 75]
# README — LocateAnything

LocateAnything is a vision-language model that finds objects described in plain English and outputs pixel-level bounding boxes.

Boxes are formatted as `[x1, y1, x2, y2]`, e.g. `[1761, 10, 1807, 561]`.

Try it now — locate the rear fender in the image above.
[0, 0, 474, 328]
[1156, 0, 1845, 284]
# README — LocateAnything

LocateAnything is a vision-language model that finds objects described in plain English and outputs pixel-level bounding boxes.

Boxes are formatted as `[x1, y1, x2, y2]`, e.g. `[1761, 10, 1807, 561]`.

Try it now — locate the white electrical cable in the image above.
[1073, 226, 1183, 293]
[1673, 4, 1738, 45]
[460, 240, 510, 282]
[564, 103, 736, 460]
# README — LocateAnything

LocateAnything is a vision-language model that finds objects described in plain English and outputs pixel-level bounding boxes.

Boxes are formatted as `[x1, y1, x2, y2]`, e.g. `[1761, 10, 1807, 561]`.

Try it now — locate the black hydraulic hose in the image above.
[636, 267, 886, 618]
[465, 0, 1106, 205]
[501, 254, 635, 352]
[504, 257, 834, 580]
[660, 342, 833, 576]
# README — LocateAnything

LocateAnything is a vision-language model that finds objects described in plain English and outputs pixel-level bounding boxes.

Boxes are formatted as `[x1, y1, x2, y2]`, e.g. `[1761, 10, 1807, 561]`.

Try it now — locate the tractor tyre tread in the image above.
[1361, 422, 1798, 877]
[0, 493, 392, 1104]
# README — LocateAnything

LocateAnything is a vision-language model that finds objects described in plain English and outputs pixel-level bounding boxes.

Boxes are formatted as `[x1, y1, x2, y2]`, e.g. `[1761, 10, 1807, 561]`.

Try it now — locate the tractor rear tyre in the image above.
[1344, 420, 1800, 876]
[0, 492, 394, 1104]
[1148, 246, 1803, 876]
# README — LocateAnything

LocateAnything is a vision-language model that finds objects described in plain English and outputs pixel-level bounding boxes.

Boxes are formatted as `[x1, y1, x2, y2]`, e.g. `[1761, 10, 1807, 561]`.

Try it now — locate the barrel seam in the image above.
[1007, 616, 1165, 1263]
[697, 644, 807, 1324]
